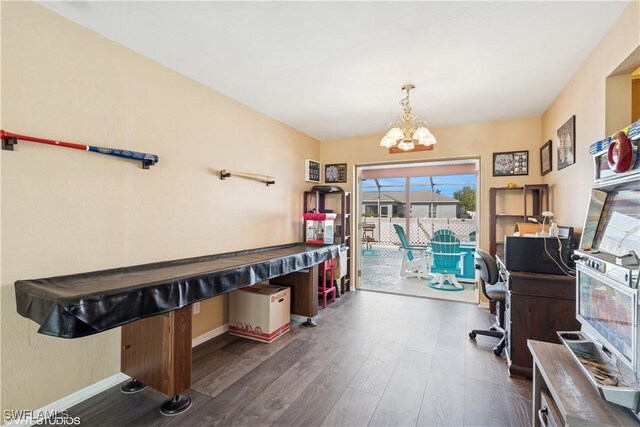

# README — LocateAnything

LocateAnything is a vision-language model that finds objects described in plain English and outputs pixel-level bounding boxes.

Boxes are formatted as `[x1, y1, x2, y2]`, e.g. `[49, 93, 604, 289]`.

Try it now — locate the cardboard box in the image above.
[228, 283, 290, 343]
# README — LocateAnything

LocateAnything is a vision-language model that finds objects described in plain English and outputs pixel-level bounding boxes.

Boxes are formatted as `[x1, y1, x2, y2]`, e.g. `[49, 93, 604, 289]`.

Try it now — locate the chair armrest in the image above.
[401, 245, 431, 251]
[430, 251, 460, 257]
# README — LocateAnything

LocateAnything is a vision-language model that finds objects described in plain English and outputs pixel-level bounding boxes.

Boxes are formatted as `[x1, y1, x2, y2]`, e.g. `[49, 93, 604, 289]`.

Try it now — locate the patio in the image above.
[360, 244, 478, 304]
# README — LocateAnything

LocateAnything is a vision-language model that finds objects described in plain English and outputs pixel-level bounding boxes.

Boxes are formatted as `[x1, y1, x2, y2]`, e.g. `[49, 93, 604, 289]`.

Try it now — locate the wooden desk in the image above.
[528, 340, 638, 426]
[499, 259, 580, 378]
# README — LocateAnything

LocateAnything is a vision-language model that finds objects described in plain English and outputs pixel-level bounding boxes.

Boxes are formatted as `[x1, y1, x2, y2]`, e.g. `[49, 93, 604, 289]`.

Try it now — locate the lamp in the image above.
[528, 211, 554, 237]
[380, 84, 437, 150]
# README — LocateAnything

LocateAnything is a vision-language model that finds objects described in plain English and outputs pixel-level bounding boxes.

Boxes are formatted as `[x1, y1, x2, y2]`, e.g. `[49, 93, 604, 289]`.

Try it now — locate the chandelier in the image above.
[380, 84, 437, 150]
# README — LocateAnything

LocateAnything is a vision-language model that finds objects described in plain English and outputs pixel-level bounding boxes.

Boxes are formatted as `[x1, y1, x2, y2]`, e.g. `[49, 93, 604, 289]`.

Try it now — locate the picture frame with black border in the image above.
[540, 140, 552, 176]
[492, 150, 528, 176]
[557, 115, 576, 170]
[324, 163, 347, 183]
[304, 159, 321, 183]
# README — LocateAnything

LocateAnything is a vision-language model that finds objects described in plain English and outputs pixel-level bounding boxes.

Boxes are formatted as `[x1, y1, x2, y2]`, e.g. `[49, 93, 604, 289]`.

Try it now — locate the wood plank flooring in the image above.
[66, 290, 532, 426]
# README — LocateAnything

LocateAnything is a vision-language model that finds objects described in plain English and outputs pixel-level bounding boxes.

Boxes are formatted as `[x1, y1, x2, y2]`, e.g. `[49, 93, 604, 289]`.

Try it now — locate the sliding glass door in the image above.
[356, 159, 479, 303]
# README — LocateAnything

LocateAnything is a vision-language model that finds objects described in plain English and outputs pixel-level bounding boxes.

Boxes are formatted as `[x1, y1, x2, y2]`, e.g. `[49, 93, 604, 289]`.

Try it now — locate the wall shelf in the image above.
[304, 190, 351, 293]
[489, 184, 549, 257]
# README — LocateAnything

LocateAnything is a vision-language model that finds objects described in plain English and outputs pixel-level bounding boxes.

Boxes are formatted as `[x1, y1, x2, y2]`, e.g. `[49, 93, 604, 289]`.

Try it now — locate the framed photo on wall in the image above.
[304, 159, 321, 183]
[540, 140, 552, 176]
[493, 150, 529, 176]
[324, 163, 347, 183]
[557, 115, 575, 170]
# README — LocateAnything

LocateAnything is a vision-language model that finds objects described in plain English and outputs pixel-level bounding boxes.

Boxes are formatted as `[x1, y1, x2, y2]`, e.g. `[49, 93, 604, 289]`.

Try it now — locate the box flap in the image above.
[241, 283, 288, 296]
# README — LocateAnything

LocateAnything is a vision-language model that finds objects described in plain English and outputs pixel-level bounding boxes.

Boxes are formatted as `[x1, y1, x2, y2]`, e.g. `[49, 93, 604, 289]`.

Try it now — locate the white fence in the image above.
[362, 218, 477, 245]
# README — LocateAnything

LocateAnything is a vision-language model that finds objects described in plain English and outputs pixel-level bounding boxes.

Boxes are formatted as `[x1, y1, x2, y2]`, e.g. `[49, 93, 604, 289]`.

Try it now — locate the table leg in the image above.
[160, 394, 193, 416]
[120, 379, 148, 394]
[270, 265, 319, 319]
[532, 359, 542, 427]
[121, 305, 193, 415]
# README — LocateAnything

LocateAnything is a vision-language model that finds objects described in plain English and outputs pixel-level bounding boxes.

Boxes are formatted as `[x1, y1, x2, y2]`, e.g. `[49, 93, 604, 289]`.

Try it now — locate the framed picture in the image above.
[557, 115, 575, 170]
[324, 163, 347, 183]
[493, 150, 528, 176]
[540, 140, 552, 176]
[304, 159, 321, 183]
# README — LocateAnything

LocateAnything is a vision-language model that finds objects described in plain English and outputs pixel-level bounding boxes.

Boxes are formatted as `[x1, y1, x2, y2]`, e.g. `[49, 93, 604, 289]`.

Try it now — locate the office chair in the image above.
[469, 249, 507, 356]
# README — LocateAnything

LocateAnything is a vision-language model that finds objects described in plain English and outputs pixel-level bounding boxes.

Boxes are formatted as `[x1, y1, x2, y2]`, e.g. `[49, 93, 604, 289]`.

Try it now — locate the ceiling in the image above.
[39, 1, 629, 141]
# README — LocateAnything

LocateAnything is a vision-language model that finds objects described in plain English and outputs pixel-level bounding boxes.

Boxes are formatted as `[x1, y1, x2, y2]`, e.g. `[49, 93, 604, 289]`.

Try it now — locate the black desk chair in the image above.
[469, 249, 507, 356]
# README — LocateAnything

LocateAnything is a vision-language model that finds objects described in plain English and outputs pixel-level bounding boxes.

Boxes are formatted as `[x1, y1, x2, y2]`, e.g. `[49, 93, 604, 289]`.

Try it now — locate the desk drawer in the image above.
[540, 389, 563, 427]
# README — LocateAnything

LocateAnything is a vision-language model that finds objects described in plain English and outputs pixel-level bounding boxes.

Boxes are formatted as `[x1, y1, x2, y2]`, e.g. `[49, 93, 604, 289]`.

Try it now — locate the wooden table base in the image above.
[119, 264, 321, 415]
[121, 304, 192, 415]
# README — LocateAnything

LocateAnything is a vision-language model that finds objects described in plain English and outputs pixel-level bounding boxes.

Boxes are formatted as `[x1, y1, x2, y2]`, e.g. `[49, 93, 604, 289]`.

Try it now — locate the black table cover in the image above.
[15, 243, 340, 338]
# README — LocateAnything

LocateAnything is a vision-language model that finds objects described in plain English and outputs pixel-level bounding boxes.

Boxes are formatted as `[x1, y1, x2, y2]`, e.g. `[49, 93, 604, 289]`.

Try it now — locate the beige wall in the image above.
[0, 2, 318, 412]
[541, 1, 640, 230]
[192, 297, 227, 340]
[605, 73, 633, 135]
[321, 116, 543, 255]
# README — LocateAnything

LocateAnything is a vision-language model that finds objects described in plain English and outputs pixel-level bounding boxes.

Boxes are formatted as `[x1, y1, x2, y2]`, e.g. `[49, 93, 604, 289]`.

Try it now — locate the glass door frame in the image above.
[353, 158, 481, 292]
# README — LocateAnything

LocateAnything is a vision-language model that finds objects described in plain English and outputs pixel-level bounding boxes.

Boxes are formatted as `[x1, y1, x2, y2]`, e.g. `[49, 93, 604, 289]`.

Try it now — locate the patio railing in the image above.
[361, 217, 476, 245]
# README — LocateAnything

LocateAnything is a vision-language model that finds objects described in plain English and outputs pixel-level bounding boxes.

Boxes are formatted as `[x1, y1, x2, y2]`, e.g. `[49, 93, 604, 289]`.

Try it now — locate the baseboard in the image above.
[3, 327, 228, 426]
[3, 372, 129, 426]
[192, 323, 229, 347]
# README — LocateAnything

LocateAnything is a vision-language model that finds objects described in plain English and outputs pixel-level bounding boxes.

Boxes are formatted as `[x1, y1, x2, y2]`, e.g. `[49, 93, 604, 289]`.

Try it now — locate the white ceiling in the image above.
[39, 1, 629, 141]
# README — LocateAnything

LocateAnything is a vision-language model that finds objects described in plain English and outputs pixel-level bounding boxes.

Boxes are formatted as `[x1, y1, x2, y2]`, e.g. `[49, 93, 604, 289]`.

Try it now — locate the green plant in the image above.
[453, 186, 476, 212]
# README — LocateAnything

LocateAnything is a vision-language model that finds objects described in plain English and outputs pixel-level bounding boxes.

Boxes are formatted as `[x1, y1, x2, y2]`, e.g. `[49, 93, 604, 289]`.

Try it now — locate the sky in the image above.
[361, 174, 476, 197]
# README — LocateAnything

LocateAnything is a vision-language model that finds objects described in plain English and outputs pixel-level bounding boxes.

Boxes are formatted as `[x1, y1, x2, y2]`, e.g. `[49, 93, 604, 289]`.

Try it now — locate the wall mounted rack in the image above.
[219, 169, 275, 186]
[1, 130, 159, 169]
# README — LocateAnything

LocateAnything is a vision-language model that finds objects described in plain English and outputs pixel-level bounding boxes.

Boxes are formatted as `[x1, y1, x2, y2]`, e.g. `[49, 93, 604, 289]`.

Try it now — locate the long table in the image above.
[15, 243, 340, 415]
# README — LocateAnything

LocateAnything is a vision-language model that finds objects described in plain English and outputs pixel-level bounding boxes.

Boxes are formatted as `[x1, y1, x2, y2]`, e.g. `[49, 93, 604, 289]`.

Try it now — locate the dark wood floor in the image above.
[67, 290, 532, 426]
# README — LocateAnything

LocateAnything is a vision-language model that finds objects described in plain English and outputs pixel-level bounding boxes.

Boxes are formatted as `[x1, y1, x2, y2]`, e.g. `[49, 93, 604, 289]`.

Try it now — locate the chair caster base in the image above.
[301, 317, 317, 328]
[469, 331, 476, 339]
[160, 395, 192, 416]
[493, 346, 504, 356]
[121, 379, 148, 394]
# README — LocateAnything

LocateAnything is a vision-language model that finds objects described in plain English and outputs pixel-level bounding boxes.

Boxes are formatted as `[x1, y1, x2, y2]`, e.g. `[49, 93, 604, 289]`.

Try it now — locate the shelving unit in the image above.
[489, 184, 549, 257]
[303, 190, 351, 292]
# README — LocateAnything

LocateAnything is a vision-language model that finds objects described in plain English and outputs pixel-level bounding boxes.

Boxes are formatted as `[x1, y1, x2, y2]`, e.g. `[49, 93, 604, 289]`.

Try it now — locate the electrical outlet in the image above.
[193, 302, 200, 315]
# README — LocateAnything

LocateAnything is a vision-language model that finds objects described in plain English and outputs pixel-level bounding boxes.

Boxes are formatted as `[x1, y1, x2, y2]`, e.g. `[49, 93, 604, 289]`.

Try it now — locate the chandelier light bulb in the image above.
[397, 140, 415, 151]
[419, 134, 437, 146]
[412, 126, 430, 140]
[386, 127, 404, 141]
[380, 135, 397, 148]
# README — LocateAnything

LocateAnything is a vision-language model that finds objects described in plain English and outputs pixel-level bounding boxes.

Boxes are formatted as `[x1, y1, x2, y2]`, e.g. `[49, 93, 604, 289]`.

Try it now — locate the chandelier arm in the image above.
[386, 121, 401, 131]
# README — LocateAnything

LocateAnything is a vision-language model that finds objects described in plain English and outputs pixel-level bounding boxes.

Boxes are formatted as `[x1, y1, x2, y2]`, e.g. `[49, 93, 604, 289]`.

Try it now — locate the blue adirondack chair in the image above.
[393, 224, 432, 280]
[429, 231, 465, 291]
[433, 229, 455, 239]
